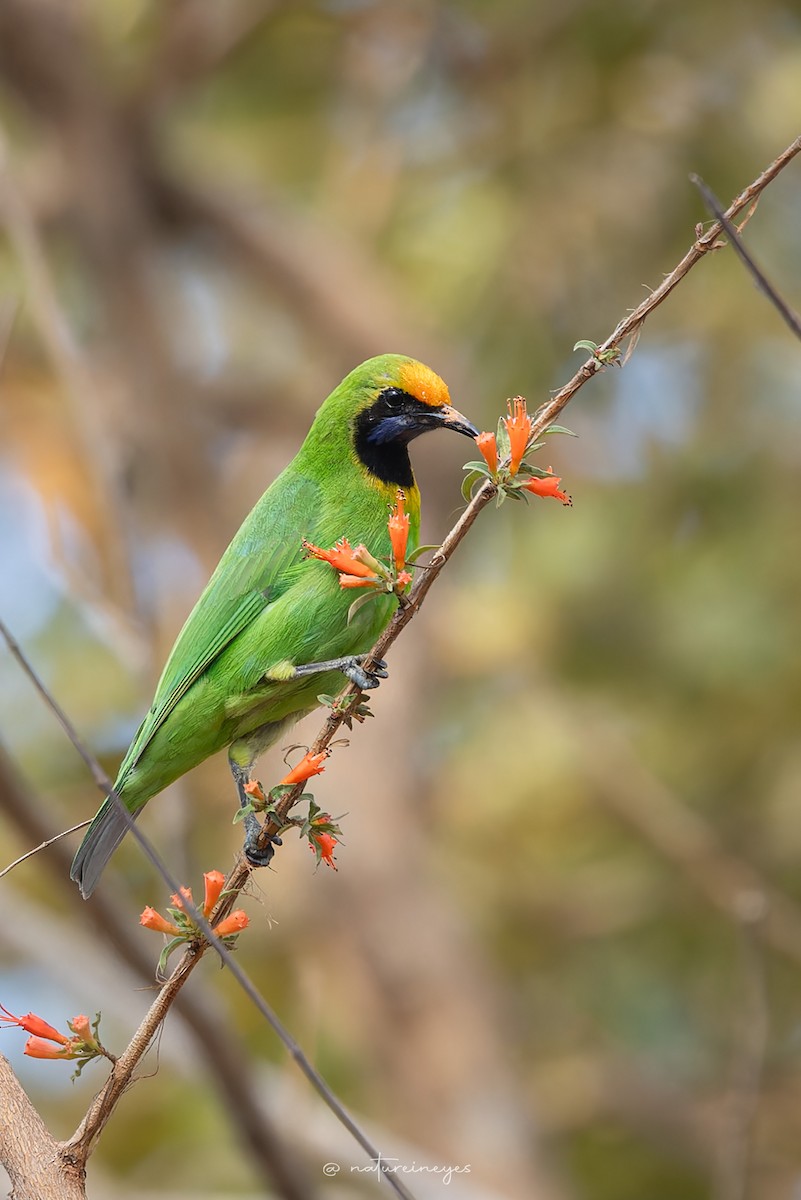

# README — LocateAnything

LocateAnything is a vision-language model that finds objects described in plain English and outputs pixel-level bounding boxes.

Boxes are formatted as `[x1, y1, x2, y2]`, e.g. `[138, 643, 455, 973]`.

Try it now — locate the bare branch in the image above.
[0, 820, 90, 880]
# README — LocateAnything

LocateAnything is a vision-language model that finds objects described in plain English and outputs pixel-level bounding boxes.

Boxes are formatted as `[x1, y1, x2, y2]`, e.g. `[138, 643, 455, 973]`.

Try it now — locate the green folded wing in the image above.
[117, 472, 321, 781]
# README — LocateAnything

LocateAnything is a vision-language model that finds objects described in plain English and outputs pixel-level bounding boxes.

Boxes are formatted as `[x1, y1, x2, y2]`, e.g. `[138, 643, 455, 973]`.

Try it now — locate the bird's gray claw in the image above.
[344, 655, 389, 690]
[243, 813, 281, 867]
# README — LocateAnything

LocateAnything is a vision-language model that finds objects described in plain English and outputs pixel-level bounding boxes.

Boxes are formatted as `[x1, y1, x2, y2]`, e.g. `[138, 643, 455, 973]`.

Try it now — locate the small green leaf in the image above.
[495, 417, 511, 457]
[462, 459, 492, 474]
[233, 803, 254, 824]
[461, 470, 482, 502]
[573, 339, 598, 353]
[543, 424, 577, 437]
[406, 543, 440, 564]
[347, 591, 379, 625]
[157, 935, 187, 977]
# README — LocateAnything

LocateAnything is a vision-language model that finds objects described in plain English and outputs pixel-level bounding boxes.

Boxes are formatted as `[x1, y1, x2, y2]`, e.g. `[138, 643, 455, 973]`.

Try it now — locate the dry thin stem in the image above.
[0, 819, 89, 880]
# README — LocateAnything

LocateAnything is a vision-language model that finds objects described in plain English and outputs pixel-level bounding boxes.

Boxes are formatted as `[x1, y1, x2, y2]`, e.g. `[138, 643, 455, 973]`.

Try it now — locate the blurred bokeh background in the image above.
[1, 2, 800, 1198]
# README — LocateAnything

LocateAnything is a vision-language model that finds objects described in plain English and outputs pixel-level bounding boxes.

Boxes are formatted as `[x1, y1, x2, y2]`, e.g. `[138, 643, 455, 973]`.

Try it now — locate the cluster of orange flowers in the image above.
[244, 750, 340, 870]
[303, 489, 412, 591]
[475, 398, 572, 505]
[139, 869, 248, 940]
[1, 1004, 105, 1063]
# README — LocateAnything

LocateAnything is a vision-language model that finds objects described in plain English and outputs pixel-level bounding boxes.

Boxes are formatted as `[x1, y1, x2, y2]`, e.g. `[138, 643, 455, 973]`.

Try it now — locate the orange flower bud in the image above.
[0, 1005, 70, 1044]
[388, 490, 410, 571]
[475, 431, 498, 474]
[243, 780, 266, 803]
[310, 830, 339, 871]
[338, 574, 380, 589]
[213, 910, 249, 937]
[69, 1014, 98, 1050]
[139, 906, 181, 936]
[522, 467, 572, 506]
[202, 870, 226, 916]
[352, 544, 385, 576]
[503, 397, 532, 475]
[169, 886, 193, 912]
[280, 750, 328, 786]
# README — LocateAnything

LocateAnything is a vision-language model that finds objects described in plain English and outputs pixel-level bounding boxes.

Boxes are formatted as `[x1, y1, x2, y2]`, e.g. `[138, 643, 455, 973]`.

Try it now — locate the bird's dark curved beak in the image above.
[436, 404, 480, 440]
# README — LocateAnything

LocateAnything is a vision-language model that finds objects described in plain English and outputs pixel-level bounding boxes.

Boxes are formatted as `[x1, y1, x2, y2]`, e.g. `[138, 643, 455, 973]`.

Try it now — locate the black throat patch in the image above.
[353, 387, 438, 488]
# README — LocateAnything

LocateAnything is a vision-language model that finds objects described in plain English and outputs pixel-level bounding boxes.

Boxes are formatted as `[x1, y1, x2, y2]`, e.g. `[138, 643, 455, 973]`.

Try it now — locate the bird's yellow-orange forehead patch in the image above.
[398, 360, 450, 408]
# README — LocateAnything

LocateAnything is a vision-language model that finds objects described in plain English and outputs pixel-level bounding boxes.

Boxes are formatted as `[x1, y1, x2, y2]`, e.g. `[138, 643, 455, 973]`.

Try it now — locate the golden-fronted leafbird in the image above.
[71, 354, 477, 897]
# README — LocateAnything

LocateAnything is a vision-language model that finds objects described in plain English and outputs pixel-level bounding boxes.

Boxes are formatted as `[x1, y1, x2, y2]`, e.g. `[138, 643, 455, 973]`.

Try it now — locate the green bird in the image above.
[71, 354, 477, 897]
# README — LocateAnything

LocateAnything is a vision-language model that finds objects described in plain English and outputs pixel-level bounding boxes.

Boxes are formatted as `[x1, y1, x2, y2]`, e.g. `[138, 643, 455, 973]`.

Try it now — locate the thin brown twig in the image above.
[0, 820, 90, 880]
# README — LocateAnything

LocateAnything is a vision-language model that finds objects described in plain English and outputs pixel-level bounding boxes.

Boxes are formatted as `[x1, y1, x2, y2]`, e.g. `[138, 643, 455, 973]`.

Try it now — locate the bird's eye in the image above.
[381, 387, 406, 411]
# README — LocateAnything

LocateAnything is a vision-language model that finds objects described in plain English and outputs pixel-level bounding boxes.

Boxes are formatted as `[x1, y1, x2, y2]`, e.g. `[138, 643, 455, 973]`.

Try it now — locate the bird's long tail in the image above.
[70, 796, 138, 899]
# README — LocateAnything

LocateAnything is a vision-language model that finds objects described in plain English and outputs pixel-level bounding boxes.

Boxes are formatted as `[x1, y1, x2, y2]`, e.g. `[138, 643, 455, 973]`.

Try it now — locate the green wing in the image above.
[117, 472, 321, 782]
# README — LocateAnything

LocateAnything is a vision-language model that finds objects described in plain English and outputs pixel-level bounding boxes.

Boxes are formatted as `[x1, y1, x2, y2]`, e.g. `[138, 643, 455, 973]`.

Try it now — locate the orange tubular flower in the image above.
[310, 830, 339, 871]
[388, 490, 410, 571]
[523, 467, 572, 506]
[243, 779, 266, 803]
[139, 906, 181, 936]
[303, 537, 377, 579]
[213, 910, 249, 937]
[280, 749, 328, 786]
[203, 870, 226, 916]
[475, 431, 498, 474]
[504, 397, 533, 475]
[0, 1005, 69, 1044]
[338, 573, 379, 589]
[24, 1035, 77, 1060]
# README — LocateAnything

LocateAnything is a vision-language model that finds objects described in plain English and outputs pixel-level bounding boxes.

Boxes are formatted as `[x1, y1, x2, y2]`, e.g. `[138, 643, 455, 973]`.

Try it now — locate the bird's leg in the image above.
[289, 654, 389, 691]
[229, 758, 282, 868]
